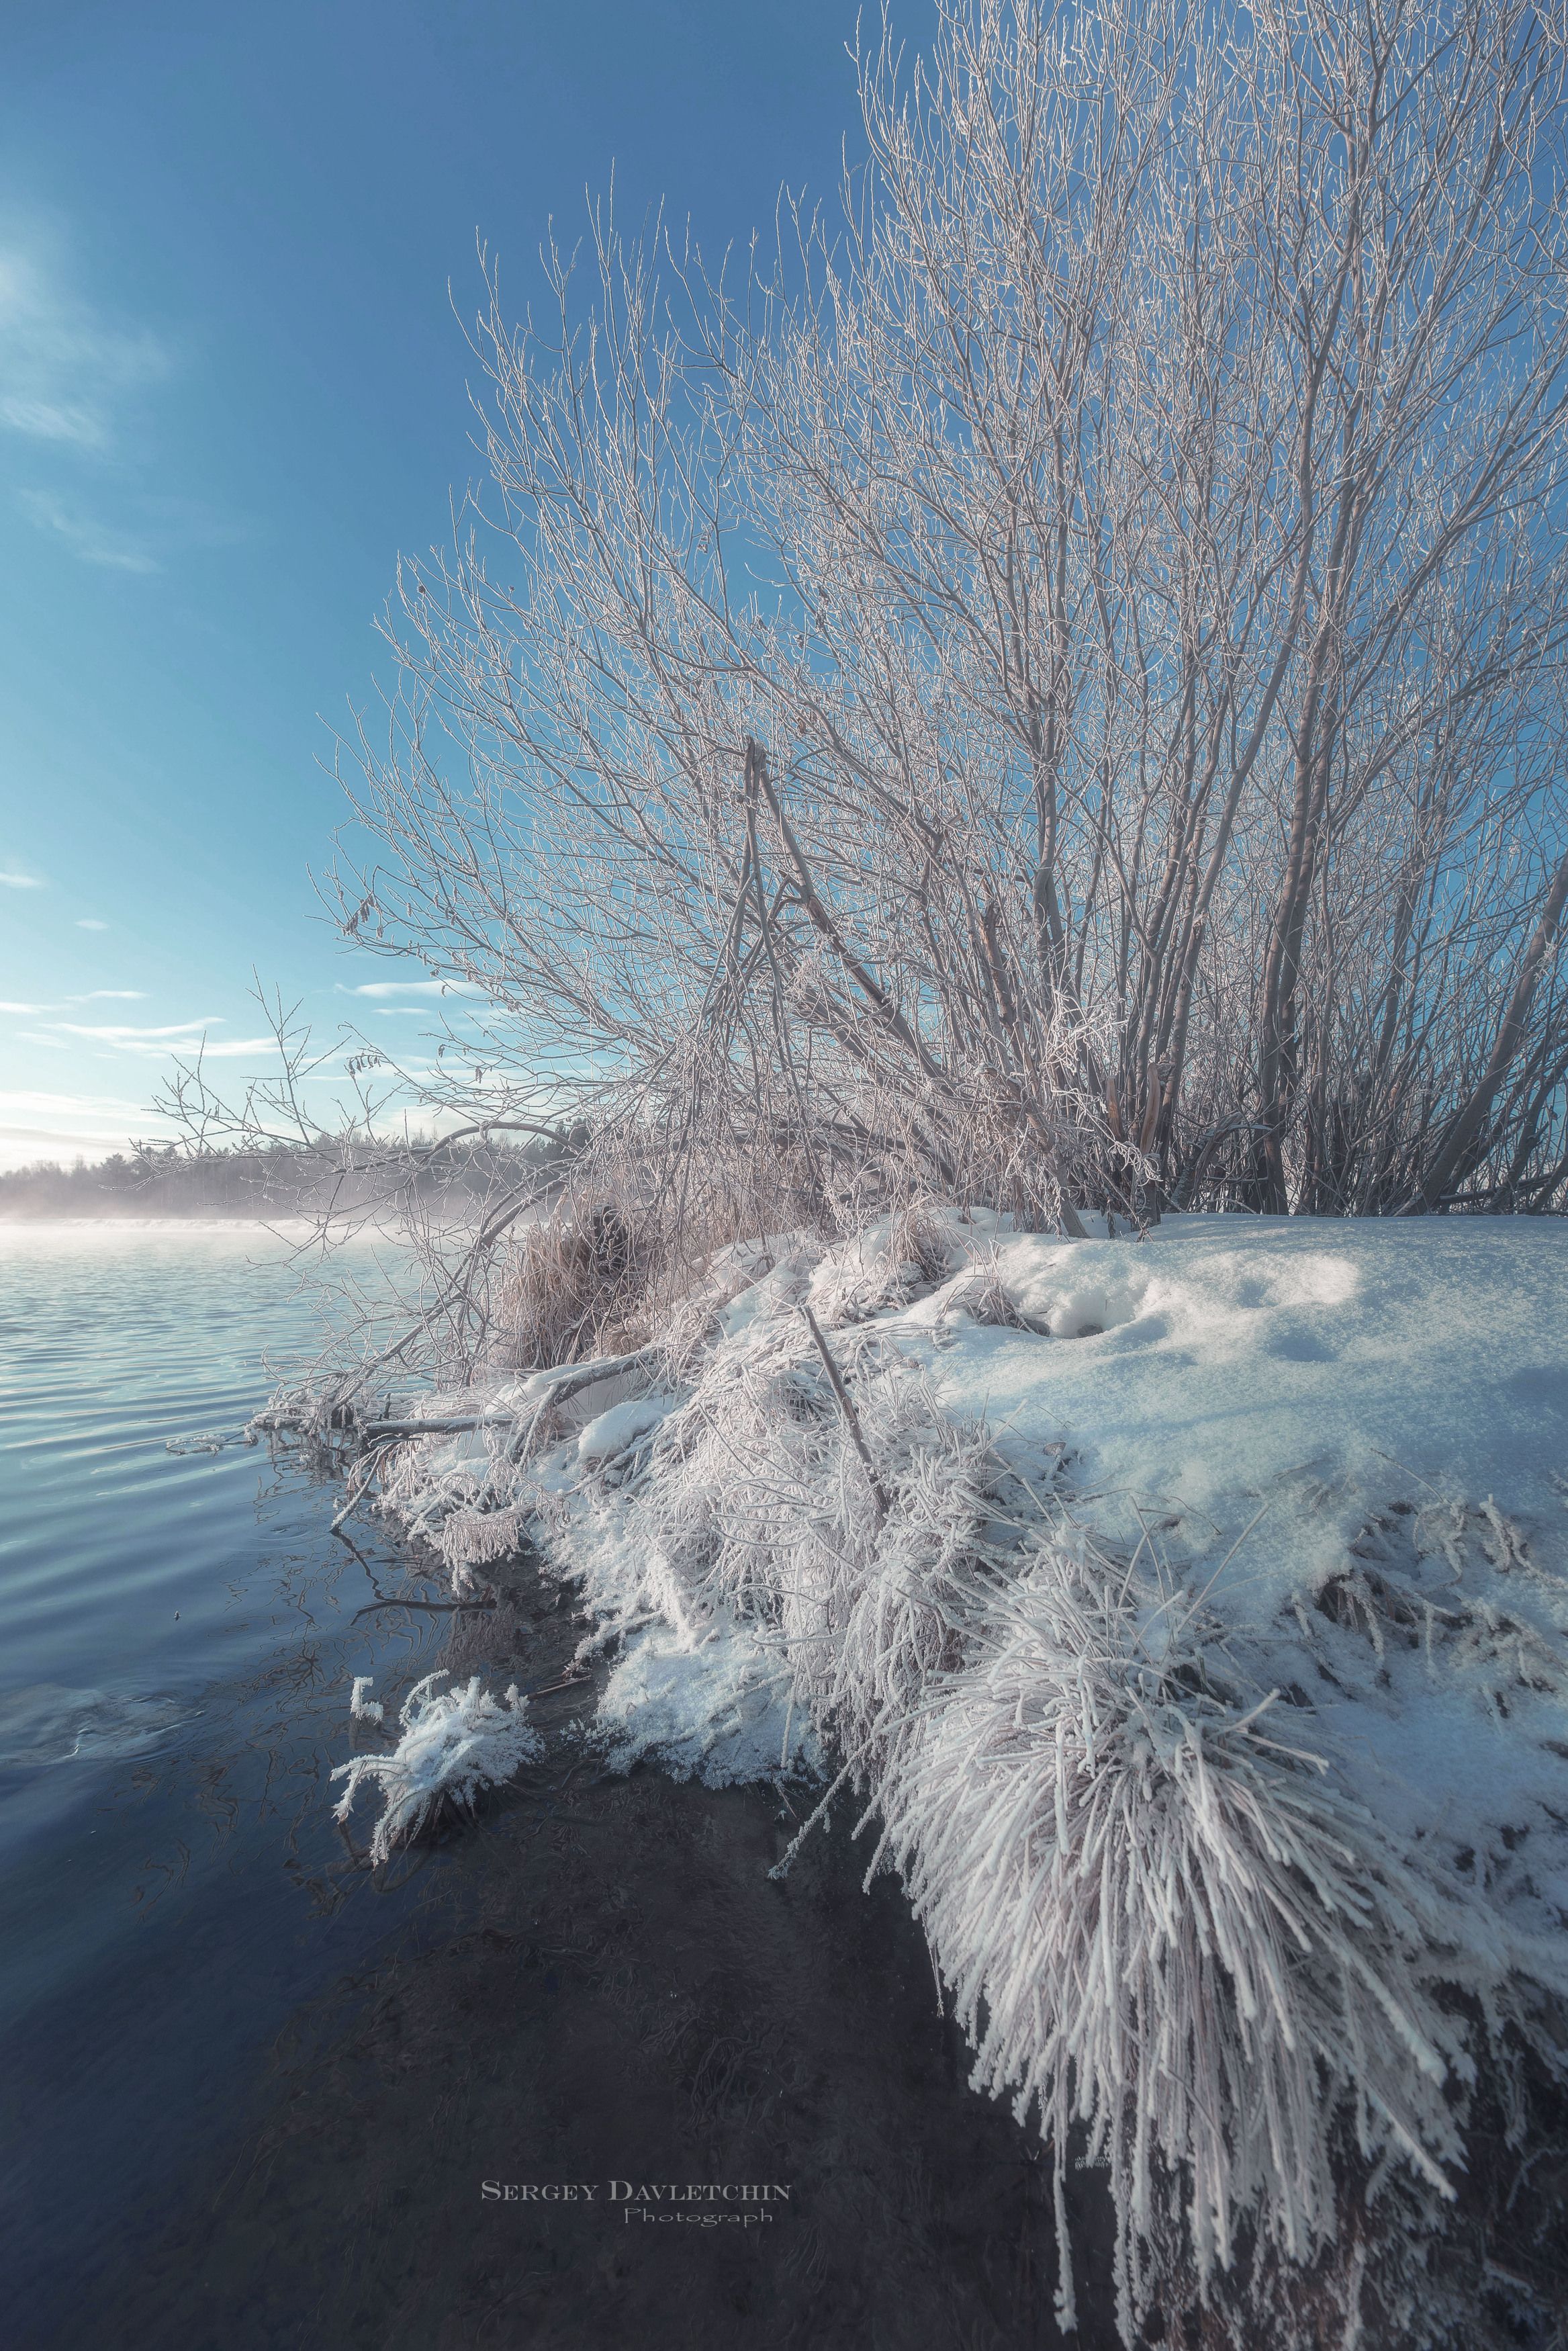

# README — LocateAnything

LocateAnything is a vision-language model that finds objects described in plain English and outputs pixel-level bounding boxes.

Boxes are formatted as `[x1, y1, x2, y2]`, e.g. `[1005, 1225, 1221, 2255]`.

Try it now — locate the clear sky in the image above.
[0, 0, 912, 1169]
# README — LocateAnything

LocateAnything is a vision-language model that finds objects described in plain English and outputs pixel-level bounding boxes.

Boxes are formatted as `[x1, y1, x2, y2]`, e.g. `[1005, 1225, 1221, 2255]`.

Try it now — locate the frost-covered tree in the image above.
[167, 0, 1568, 1345]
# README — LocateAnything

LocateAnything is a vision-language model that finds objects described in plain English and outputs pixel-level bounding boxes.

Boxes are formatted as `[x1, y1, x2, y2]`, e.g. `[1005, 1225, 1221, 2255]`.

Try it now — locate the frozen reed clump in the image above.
[486, 1202, 648, 1370]
[612, 1313, 1568, 2338]
[805, 1204, 955, 1329]
[441, 1501, 529, 1567]
[330, 1669, 540, 1865]
[867, 1536, 1568, 2341]
[941, 1243, 1051, 1333]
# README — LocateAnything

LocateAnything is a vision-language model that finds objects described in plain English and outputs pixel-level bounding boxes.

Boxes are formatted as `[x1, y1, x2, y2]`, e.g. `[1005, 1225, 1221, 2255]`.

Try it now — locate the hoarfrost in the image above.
[330, 1669, 540, 1865]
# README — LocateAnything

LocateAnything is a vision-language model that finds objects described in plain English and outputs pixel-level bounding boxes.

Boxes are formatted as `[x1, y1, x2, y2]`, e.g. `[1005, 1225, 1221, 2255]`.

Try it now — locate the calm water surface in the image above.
[0, 1224, 448, 2339]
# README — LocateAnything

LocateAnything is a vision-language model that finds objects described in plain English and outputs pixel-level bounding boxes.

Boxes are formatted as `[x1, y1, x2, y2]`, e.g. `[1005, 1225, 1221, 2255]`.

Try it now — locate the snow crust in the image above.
[916, 1215, 1568, 1910]
[375, 1210, 1568, 1904]
[575, 1393, 671, 1467]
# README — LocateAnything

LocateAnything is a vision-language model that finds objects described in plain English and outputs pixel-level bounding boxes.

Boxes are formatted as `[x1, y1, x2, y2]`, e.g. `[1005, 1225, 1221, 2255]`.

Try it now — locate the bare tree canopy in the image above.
[167, 0, 1568, 1362]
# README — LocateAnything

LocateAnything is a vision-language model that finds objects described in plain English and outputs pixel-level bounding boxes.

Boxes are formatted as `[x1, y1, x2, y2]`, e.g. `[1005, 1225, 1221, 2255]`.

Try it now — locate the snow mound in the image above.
[596, 1617, 820, 1785]
[575, 1392, 672, 1467]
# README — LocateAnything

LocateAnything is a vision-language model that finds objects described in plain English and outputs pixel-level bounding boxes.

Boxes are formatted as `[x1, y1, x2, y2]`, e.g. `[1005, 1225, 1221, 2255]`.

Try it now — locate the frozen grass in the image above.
[330, 1669, 541, 1866]
[485, 1204, 648, 1371]
[340, 1209, 1568, 2342]
[872, 1535, 1567, 2338]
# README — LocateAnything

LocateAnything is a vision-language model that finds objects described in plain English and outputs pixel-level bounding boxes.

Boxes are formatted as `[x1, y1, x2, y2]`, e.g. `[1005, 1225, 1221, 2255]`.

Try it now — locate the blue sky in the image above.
[0, 0, 907, 1169]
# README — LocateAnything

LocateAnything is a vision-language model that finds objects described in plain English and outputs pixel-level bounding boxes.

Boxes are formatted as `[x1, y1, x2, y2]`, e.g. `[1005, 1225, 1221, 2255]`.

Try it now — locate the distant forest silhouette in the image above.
[0, 1133, 567, 1219]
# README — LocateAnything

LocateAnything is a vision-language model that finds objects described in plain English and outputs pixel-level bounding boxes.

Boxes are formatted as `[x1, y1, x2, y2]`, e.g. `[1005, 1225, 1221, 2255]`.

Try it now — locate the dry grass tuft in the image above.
[946, 1243, 1051, 1333]
[486, 1202, 653, 1370]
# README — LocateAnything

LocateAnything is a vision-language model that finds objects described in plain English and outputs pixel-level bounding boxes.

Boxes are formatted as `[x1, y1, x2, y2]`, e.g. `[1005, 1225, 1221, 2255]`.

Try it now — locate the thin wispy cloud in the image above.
[0, 241, 249, 579]
[19, 488, 159, 573]
[3, 400, 109, 445]
[17, 487, 250, 574]
[0, 1088, 163, 1116]
[36, 1014, 284, 1061]
[0, 991, 142, 1014]
[77, 1034, 284, 1061]
[1, 1122, 141, 1146]
[160, 1036, 282, 1059]
[0, 242, 169, 457]
[0, 1083, 176, 1171]
[51, 1018, 222, 1040]
[76, 918, 107, 930]
[341, 979, 480, 998]
[0, 870, 44, 889]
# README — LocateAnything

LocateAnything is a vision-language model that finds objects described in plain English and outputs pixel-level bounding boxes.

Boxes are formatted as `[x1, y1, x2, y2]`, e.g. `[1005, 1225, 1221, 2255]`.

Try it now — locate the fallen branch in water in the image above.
[358, 1415, 514, 1439]
[351, 1595, 498, 1620]
[254, 1343, 662, 1470]
[252, 1408, 515, 1439]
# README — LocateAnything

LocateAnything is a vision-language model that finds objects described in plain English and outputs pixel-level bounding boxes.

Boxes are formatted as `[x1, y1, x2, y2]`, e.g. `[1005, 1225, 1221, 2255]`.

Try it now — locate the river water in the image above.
[0, 1222, 1097, 2351]
[0, 1223, 457, 2342]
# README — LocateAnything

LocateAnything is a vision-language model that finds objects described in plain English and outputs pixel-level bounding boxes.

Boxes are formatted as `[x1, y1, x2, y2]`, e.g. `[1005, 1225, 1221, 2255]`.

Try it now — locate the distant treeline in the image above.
[0, 1134, 570, 1220]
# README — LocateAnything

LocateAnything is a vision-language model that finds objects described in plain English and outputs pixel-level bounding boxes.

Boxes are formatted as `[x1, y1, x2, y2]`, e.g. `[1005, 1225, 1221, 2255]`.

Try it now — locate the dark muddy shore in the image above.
[71, 1555, 1118, 2351]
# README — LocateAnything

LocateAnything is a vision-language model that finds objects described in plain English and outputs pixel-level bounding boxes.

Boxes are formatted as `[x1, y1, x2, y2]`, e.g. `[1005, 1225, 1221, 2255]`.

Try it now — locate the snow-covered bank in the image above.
[342, 1211, 1568, 2341]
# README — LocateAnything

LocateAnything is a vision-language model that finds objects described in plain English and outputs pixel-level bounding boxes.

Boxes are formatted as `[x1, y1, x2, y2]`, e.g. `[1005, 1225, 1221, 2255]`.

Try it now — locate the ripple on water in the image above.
[0, 1683, 197, 1768]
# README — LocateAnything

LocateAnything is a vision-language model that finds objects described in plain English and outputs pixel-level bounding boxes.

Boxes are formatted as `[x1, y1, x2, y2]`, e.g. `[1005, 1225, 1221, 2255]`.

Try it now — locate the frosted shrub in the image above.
[441, 1502, 528, 1567]
[330, 1669, 541, 1865]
